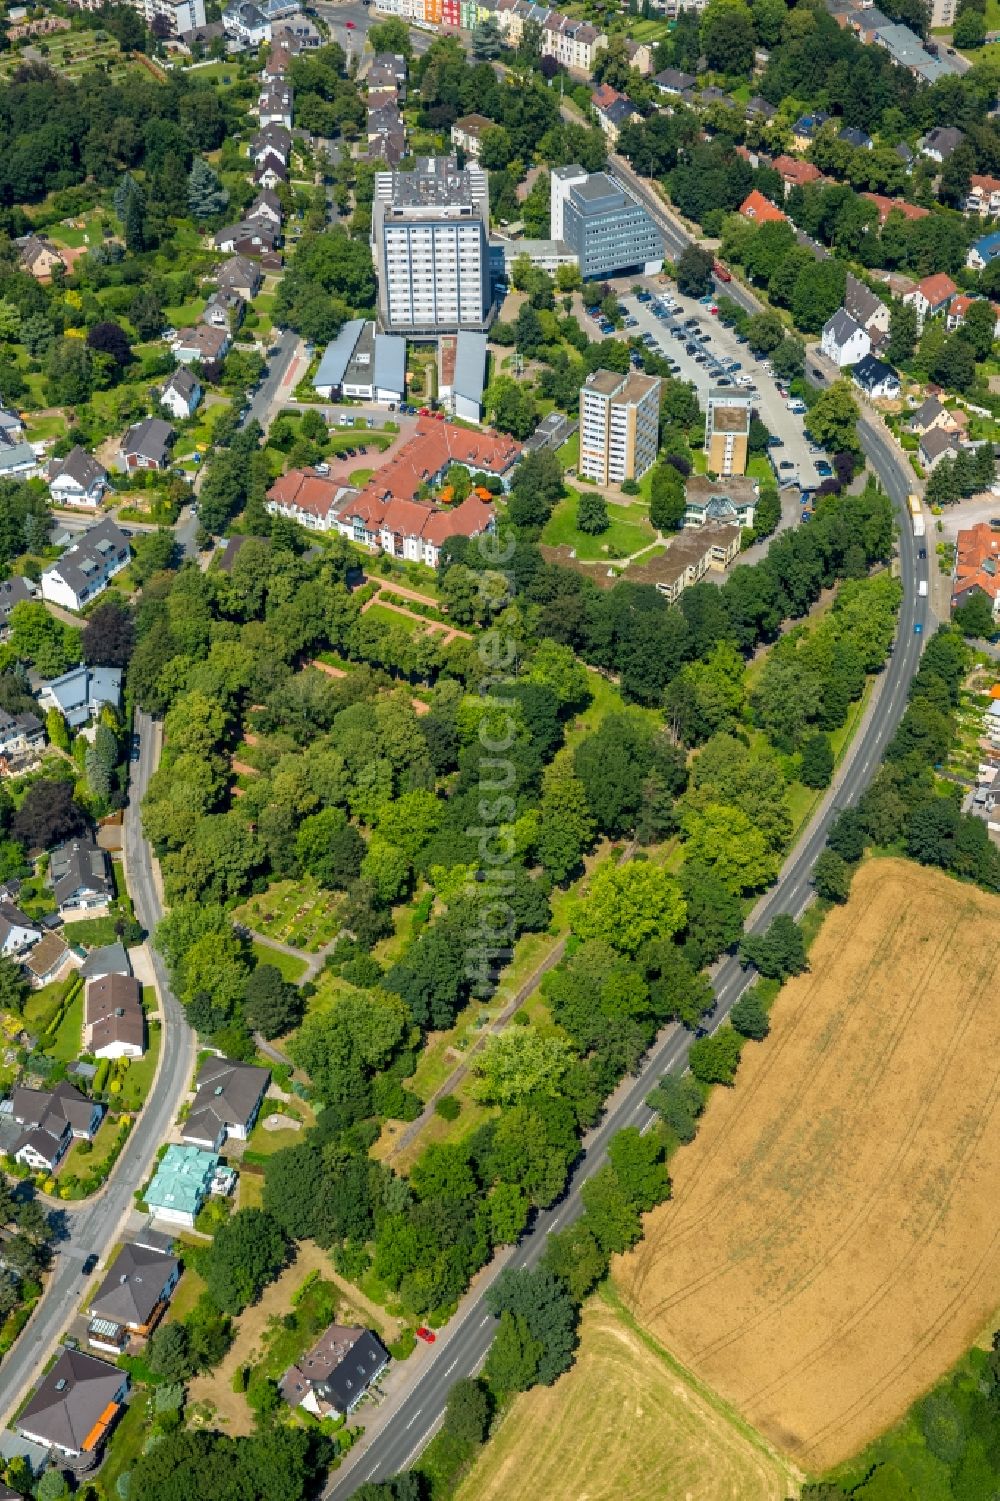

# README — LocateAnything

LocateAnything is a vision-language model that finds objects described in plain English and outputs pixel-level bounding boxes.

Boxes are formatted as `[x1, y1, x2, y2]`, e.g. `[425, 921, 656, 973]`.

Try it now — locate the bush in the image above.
[434, 1094, 461, 1121]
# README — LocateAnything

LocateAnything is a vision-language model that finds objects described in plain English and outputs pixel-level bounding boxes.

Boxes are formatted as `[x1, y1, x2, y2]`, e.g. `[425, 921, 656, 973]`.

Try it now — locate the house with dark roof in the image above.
[0, 575, 33, 641]
[853, 353, 900, 400]
[16, 235, 68, 282]
[84, 973, 145, 1060]
[821, 308, 871, 367]
[88, 1241, 180, 1352]
[919, 424, 960, 470]
[160, 367, 202, 422]
[39, 518, 131, 613]
[24, 932, 72, 988]
[12, 1081, 103, 1171]
[17, 1348, 127, 1460]
[920, 124, 964, 162]
[253, 153, 288, 190]
[839, 125, 873, 150]
[745, 94, 776, 121]
[47, 447, 109, 508]
[171, 324, 230, 368]
[48, 833, 113, 913]
[845, 273, 890, 337]
[279, 1325, 389, 1419]
[182, 1056, 271, 1150]
[0, 709, 44, 766]
[117, 418, 176, 473]
[0, 901, 41, 958]
[215, 255, 262, 299]
[653, 66, 695, 95]
[79, 941, 131, 982]
[213, 220, 279, 256]
[247, 189, 283, 228]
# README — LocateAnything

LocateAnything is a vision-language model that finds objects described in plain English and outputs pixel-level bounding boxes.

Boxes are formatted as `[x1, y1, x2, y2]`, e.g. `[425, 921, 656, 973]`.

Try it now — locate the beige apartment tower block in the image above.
[705, 387, 752, 476]
[579, 368, 661, 486]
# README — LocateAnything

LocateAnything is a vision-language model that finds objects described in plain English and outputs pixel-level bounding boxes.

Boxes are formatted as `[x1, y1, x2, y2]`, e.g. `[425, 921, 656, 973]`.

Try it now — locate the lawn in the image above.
[23, 979, 69, 1035]
[234, 876, 344, 952]
[555, 430, 580, 471]
[100, 1396, 150, 1498]
[250, 939, 309, 984]
[455, 1294, 796, 1501]
[42, 987, 83, 1062]
[362, 601, 424, 633]
[62, 913, 122, 947]
[118, 1019, 162, 1112]
[540, 493, 655, 562]
[61, 1111, 121, 1180]
[244, 1103, 313, 1161]
[349, 467, 375, 486]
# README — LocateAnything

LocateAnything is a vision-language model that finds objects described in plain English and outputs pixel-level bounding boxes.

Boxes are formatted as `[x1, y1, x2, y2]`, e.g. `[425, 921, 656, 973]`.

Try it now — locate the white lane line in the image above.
[479, 1315, 491, 1328]
[443, 1359, 458, 1377]
[404, 1409, 422, 1431]
[401, 1411, 446, 1472]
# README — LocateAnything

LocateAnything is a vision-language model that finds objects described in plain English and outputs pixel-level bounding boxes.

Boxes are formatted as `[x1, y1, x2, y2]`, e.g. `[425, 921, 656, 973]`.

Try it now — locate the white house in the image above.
[902, 272, 958, 330]
[0, 900, 42, 957]
[160, 367, 202, 421]
[853, 353, 901, 401]
[821, 308, 871, 368]
[47, 447, 109, 508]
[223, 0, 270, 44]
[40, 518, 131, 614]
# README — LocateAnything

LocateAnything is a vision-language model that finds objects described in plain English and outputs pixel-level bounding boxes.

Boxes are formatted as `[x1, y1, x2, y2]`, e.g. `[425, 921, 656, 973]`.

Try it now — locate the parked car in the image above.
[815, 460, 833, 477]
[82, 1253, 99, 1275]
[767, 435, 784, 448]
[416, 1326, 436, 1344]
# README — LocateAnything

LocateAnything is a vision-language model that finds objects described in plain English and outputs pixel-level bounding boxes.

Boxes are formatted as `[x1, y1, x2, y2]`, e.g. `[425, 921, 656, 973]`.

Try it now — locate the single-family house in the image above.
[250, 124, 292, 164]
[145, 1145, 220, 1228]
[839, 125, 873, 150]
[920, 124, 964, 162]
[845, 273, 891, 336]
[367, 51, 407, 94]
[40, 519, 131, 613]
[79, 940, 131, 982]
[792, 111, 829, 149]
[38, 664, 122, 730]
[967, 230, 1000, 271]
[17, 1349, 128, 1461]
[88, 1242, 180, 1353]
[0, 709, 44, 767]
[172, 324, 230, 367]
[213, 220, 279, 256]
[279, 1325, 389, 1419]
[623, 38, 653, 75]
[159, 367, 202, 422]
[450, 113, 492, 158]
[947, 294, 1000, 339]
[919, 423, 960, 470]
[216, 256, 262, 300]
[118, 418, 175, 473]
[247, 189, 282, 228]
[0, 901, 41, 957]
[47, 447, 109, 508]
[0, 431, 39, 479]
[653, 66, 695, 95]
[952, 522, 1000, 619]
[48, 833, 114, 912]
[821, 308, 872, 367]
[0, 576, 32, 641]
[902, 272, 958, 329]
[12, 1081, 103, 1171]
[908, 394, 956, 435]
[84, 973, 145, 1060]
[853, 353, 900, 400]
[771, 155, 822, 194]
[24, 932, 72, 988]
[745, 93, 776, 121]
[253, 153, 288, 190]
[182, 1056, 271, 1150]
[16, 235, 68, 282]
[739, 189, 786, 223]
[257, 80, 292, 127]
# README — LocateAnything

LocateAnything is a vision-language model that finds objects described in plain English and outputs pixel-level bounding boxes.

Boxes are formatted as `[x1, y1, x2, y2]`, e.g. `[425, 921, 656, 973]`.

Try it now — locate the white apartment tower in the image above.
[580, 369, 661, 487]
[372, 157, 491, 336]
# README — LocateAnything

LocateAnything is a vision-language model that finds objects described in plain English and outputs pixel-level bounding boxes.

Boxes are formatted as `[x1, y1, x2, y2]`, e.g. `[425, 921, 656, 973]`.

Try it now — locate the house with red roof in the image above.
[965, 175, 1000, 216]
[861, 193, 930, 225]
[946, 294, 1000, 339]
[771, 155, 823, 195]
[738, 189, 786, 223]
[952, 523, 1000, 621]
[902, 273, 958, 329]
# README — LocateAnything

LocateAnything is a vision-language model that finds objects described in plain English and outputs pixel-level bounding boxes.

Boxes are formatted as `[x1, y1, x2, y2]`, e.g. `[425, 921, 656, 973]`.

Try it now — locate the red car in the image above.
[416, 1326, 436, 1344]
[433, 410, 445, 421]
[345, 18, 356, 25]
[418, 406, 430, 416]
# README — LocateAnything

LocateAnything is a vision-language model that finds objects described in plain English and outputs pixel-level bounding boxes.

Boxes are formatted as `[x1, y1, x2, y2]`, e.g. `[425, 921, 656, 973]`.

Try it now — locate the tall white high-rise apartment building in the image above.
[372, 157, 491, 336]
[580, 369, 661, 487]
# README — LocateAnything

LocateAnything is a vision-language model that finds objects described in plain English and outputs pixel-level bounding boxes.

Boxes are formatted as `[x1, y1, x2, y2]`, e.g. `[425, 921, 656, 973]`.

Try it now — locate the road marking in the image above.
[443, 1359, 458, 1377]
[550, 1210, 564, 1230]
[365, 1465, 379, 1480]
[404, 1410, 422, 1430]
[480, 1315, 491, 1327]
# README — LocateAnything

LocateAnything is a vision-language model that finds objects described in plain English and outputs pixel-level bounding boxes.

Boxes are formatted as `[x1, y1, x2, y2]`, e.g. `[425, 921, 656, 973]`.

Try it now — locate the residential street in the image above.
[0, 711, 195, 1430]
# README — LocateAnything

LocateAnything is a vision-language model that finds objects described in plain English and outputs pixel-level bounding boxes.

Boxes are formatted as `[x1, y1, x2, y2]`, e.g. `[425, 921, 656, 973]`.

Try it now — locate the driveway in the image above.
[933, 492, 1000, 541]
[615, 280, 822, 491]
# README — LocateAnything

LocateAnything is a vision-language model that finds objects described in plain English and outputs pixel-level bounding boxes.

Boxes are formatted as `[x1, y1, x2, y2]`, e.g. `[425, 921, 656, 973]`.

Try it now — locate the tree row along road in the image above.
[0, 711, 195, 1430]
[324, 210, 931, 1494]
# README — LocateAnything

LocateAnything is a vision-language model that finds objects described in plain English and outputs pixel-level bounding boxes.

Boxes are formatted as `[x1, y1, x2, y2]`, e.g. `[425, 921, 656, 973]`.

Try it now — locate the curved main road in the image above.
[0, 711, 194, 1429]
[326, 216, 929, 1496]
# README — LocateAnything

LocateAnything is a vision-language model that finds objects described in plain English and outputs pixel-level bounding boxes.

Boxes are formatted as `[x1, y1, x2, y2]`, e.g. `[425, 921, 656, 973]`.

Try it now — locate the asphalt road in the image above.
[0, 711, 194, 1429]
[326, 167, 930, 1494]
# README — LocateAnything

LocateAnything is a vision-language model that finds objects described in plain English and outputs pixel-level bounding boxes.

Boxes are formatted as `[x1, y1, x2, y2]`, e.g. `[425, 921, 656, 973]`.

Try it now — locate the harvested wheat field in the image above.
[456, 1298, 797, 1501]
[616, 858, 1000, 1473]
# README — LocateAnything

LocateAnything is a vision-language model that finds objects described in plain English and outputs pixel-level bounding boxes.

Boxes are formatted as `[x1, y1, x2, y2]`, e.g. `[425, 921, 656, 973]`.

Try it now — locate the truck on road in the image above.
[908, 494, 925, 537]
[918, 580, 928, 597]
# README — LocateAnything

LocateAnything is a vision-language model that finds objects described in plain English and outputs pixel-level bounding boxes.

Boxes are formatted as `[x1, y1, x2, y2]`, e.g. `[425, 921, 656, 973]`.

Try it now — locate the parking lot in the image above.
[612, 281, 823, 492]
